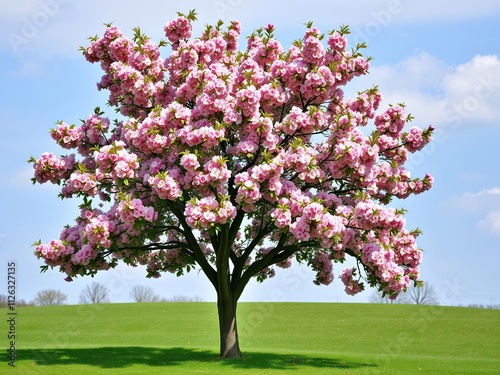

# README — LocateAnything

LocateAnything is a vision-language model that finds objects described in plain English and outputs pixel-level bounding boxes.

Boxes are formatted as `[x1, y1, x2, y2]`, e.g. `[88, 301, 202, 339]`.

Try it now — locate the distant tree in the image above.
[79, 282, 110, 304]
[34, 289, 68, 306]
[168, 295, 204, 302]
[462, 303, 500, 310]
[369, 290, 409, 304]
[406, 282, 439, 305]
[371, 283, 439, 305]
[0, 294, 7, 307]
[0, 295, 35, 308]
[129, 285, 161, 302]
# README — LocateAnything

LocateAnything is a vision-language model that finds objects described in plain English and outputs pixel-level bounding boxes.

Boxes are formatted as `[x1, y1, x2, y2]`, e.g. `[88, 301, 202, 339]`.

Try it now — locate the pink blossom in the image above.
[327, 32, 347, 52]
[83, 115, 110, 145]
[302, 31, 325, 66]
[35, 240, 74, 264]
[180, 154, 200, 171]
[164, 16, 192, 44]
[50, 122, 84, 149]
[184, 196, 236, 229]
[117, 197, 157, 225]
[148, 173, 182, 201]
[341, 267, 363, 295]
[405, 126, 433, 152]
[32, 153, 76, 184]
[71, 244, 95, 266]
[62, 171, 98, 197]
[374, 105, 406, 137]
[271, 207, 292, 228]
[312, 251, 334, 285]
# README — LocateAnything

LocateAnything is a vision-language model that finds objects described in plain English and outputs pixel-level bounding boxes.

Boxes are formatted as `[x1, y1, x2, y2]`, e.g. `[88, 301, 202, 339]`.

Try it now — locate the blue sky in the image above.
[1, 0, 499, 306]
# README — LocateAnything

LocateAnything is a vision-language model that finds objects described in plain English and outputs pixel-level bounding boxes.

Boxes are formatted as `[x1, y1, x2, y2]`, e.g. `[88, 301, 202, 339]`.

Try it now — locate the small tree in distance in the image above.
[370, 282, 439, 305]
[406, 282, 439, 305]
[130, 285, 161, 302]
[79, 282, 110, 304]
[369, 289, 410, 304]
[0, 295, 34, 307]
[30, 10, 434, 358]
[168, 295, 203, 302]
[34, 289, 68, 306]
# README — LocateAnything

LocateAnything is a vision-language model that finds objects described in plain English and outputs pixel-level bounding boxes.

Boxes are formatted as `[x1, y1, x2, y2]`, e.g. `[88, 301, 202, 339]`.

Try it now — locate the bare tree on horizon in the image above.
[79, 282, 110, 304]
[129, 285, 161, 303]
[33, 289, 68, 306]
[406, 282, 439, 305]
[370, 282, 439, 305]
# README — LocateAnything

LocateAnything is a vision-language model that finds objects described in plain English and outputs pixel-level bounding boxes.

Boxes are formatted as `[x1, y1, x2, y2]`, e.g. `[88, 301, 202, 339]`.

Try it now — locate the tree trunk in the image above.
[217, 295, 242, 358]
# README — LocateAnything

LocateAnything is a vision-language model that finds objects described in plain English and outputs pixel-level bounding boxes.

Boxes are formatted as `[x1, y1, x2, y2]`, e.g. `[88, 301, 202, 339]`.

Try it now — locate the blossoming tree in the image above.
[30, 11, 433, 358]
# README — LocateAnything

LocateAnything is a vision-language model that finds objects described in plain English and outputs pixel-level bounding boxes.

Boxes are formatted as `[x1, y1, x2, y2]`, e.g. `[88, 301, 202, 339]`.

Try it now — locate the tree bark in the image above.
[214, 223, 242, 358]
[217, 295, 242, 358]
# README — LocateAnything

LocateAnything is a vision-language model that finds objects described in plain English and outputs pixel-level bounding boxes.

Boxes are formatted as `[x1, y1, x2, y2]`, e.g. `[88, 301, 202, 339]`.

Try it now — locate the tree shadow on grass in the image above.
[19, 346, 377, 371]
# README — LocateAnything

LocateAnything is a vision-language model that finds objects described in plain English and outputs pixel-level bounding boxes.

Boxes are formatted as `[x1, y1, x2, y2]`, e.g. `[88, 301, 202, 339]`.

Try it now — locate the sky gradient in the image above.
[1, 0, 499, 306]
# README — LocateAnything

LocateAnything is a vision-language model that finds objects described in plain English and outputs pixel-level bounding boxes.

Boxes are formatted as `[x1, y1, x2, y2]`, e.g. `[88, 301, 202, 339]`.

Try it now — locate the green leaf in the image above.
[94, 107, 104, 116]
[338, 25, 350, 35]
[415, 280, 424, 288]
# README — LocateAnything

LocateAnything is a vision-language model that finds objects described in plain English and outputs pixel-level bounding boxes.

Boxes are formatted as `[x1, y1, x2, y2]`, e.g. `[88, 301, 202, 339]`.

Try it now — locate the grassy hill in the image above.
[11, 302, 500, 374]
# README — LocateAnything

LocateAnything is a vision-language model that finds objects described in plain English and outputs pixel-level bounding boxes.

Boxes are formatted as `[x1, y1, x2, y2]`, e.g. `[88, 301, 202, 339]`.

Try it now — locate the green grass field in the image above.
[7, 302, 500, 374]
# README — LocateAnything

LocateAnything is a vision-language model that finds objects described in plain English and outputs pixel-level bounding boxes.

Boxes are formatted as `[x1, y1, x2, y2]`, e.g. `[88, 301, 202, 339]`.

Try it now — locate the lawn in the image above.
[8, 302, 500, 374]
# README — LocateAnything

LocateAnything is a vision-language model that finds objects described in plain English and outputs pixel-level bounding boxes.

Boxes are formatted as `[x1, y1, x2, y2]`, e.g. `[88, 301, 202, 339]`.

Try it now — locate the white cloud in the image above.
[2, 2, 499, 130]
[0, 0, 39, 18]
[0, 0, 214, 56]
[464, 187, 500, 198]
[2, 0, 500, 56]
[400, 0, 500, 22]
[220, 0, 500, 30]
[479, 211, 500, 235]
[348, 53, 500, 129]
[354, 52, 449, 92]
[441, 188, 500, 236]
[0, 166, 45, 189]
[441, 55, 500, 124]
[8, 59, 47, 78]
[442, 187, 500, 214]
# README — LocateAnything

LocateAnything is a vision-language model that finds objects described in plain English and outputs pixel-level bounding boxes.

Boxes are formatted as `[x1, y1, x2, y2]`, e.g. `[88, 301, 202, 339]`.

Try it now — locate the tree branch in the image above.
[234, 233, 317, 300]
[165, 200, 218, 288]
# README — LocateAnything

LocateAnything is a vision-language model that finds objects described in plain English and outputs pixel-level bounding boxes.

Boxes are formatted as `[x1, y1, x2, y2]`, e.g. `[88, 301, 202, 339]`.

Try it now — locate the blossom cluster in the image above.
[31, 12, 433, 299]
[341, 267, 363, 296]
[94, 141, 139, 181]
[185, 196, 236, 229]
[32, 152, 75, 184]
